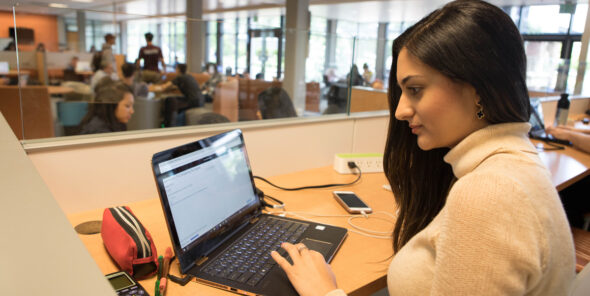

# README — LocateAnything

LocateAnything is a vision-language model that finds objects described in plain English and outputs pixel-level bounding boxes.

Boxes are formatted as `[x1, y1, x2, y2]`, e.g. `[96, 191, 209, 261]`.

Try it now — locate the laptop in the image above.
[528, 98, 572, 146]
[0, 61, 9, 73]
[75, 61, 91, 72]
[151, 129, 348, 295]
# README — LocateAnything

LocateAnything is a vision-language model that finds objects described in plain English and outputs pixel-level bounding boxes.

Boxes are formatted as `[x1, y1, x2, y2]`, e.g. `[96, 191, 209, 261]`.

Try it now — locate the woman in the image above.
[270, 1, 575, 295]
[79, 79, 134, 134]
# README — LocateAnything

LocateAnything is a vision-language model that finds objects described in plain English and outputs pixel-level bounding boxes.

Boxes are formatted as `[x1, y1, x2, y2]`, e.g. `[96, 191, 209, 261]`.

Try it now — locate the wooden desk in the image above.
[67, 167, 395, 296]
[0, 69, 30, 77]
[534, 140, 590, 191]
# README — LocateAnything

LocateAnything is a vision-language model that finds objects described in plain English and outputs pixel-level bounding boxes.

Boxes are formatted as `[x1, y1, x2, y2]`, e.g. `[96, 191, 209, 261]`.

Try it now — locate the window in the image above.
[524, 41, 562, 91]
[520, 5, 571, 34]
[305, 16, 327, 83]
[221, 19, 237, 75]
[355, 23, 378, 82]
[206, 21, 218, 64]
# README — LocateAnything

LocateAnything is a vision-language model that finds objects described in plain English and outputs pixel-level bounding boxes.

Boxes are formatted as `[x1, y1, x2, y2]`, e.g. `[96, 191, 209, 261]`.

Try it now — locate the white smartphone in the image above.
[333, 191, 372, 214]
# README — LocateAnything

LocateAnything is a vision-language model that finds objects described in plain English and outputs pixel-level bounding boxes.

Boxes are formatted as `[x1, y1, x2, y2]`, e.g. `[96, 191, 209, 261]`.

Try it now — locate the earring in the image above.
[475, 101, 485, 119]
[476, 107, 485, 119]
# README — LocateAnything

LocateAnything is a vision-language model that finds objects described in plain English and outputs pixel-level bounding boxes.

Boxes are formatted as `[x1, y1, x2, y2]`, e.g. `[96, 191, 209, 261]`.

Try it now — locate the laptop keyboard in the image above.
[202, 217, 309, 286]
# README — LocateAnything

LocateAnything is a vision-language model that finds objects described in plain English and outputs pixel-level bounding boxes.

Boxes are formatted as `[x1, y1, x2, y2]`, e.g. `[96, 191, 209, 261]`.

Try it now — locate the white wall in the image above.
[25, 113, 389, 214]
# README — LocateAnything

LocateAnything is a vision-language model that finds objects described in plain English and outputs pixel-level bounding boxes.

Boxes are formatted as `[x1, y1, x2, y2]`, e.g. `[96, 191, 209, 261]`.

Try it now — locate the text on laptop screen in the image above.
[155, 132, 258, 250]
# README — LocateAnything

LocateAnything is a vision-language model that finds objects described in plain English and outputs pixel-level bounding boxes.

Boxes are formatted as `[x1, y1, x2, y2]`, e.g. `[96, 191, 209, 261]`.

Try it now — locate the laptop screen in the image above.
[152, 129, 260, 257]
[529, 98, 545, 132]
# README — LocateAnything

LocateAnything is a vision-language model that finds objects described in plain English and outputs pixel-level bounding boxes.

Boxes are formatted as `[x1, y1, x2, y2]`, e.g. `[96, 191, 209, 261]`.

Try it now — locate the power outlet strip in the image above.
[333, 153, 384, 174]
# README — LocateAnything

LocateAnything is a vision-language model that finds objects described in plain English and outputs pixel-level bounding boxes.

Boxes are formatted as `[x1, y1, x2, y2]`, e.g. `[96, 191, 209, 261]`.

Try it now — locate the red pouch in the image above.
[101, 206, 158, 279]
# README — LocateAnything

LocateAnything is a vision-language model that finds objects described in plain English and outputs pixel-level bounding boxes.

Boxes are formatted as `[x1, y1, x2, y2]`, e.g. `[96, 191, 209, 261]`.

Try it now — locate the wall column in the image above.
[375, 23, 387, 81]
[76, 11, 86, 52]
[186, 0, 205, 72]
[283, 0, 310, 114]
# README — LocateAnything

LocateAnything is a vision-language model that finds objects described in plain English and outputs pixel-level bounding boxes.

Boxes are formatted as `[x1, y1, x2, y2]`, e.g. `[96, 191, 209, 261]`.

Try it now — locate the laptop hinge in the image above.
[195, 256, 209, 266]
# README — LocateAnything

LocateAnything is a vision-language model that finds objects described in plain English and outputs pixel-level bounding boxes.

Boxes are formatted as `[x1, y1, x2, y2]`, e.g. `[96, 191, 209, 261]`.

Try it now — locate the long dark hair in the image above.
[384, 0, 530, 252]
[79, 79, 130, 132]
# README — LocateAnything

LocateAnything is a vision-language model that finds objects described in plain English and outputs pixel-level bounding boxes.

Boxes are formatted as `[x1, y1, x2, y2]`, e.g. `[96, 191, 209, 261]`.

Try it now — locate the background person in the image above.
[159, 63, 204, 126]
[270, 1, 575, 295]
[90, 58, 118, 93]
[79, 79, 134, 134]
[136, 32, 166, 73]
[101, 33, 117, 75]
[202, 62, 224, 103]
[362, 63, 373, 86]
[120, 62, 148, 99]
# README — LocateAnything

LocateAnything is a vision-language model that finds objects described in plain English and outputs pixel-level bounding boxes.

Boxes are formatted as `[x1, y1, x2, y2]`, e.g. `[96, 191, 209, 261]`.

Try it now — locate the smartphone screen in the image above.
[333, 191, 372, 213]
[337, 192, 369, 208]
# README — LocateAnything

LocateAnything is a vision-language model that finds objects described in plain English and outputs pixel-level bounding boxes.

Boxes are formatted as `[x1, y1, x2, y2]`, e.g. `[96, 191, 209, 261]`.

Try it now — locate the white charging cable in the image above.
[267, 210, 397, 239]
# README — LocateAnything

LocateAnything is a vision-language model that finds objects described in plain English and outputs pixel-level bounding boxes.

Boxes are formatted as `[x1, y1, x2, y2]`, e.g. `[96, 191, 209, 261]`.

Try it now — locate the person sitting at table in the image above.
[202, 62, 224, 103]
[346, 64, 364, 86]
[120, 62, 148, 99]
[90, 58, 118, 93]
[63, 56, 83, 82]
[271, 1, 575, 295]
[257, 84, 297, 119]
[79, 79, 134, 134]
[362, 63, 373, 86]
[159, 63, 204, 127]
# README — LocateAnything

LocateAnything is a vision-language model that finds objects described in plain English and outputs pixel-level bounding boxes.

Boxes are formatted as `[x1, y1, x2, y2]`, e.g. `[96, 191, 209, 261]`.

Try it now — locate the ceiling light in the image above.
[71, 0, 94, 3]
[49, 3, 68, 8]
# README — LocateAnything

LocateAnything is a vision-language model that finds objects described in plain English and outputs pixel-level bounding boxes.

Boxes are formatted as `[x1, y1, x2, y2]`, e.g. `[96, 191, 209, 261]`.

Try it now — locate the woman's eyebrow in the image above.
[399, 75, 419, 87]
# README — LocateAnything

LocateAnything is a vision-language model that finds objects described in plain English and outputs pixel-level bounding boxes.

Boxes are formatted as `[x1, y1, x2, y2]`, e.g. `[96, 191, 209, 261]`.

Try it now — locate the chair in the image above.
[56, 101, 88, 136]
[305, 82, 320, 113]
[126, 98, 163, 131]
[190, 72, 211, 86]
[571, 262, 590, 296]
[572, 227, 590, 273]
[0, 85, 54, 140]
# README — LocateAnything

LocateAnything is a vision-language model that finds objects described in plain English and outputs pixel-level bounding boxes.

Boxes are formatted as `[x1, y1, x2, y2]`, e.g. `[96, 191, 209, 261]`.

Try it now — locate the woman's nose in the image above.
[395, 94, 413, 121]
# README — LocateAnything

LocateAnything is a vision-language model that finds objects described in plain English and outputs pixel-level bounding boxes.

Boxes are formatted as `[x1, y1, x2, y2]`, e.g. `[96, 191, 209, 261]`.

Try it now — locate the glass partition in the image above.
[3, 1, 590, 141]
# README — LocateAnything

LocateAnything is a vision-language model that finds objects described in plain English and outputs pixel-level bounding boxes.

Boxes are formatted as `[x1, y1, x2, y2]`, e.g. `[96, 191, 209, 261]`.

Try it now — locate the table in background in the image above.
[68, 166, 395, 296]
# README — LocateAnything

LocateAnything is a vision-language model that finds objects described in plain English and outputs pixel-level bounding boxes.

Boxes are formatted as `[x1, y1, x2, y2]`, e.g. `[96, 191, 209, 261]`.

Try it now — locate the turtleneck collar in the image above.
[443, 122, 536, 179]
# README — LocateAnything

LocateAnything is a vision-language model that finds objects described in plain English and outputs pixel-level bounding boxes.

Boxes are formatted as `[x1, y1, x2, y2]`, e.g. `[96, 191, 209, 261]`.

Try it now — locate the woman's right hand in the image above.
[271, 242, 339, 296]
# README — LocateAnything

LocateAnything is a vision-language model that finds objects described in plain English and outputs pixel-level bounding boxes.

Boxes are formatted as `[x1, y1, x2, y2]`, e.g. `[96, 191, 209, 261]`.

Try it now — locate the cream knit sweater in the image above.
[327, 122, 575, 296]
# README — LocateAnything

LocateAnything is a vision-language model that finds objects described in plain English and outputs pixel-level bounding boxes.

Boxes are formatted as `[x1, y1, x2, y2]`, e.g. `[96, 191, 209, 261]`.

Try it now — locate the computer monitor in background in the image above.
[0, 61, 9, 73]
[75, 61, 91, 72]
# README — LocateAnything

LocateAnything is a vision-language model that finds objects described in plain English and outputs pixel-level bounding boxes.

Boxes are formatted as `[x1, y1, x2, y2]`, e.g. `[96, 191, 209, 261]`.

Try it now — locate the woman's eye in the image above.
[406, 87, 421, 95]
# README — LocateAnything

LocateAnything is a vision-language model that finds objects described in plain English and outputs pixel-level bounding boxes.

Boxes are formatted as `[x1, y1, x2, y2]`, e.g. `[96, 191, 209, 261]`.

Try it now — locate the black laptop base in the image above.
[188, 214, 347, 296]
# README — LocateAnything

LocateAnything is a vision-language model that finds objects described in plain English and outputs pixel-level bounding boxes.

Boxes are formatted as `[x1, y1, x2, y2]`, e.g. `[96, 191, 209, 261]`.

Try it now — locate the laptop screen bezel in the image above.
[151, 129, 261, 273]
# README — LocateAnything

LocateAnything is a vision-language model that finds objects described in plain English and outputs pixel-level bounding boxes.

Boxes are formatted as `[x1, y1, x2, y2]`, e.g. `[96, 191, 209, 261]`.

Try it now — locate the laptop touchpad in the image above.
[301, 238, 333, 258]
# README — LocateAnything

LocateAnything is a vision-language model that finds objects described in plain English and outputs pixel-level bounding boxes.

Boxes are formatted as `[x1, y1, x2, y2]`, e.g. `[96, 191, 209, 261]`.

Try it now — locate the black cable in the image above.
[253, 162, 361, 191]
